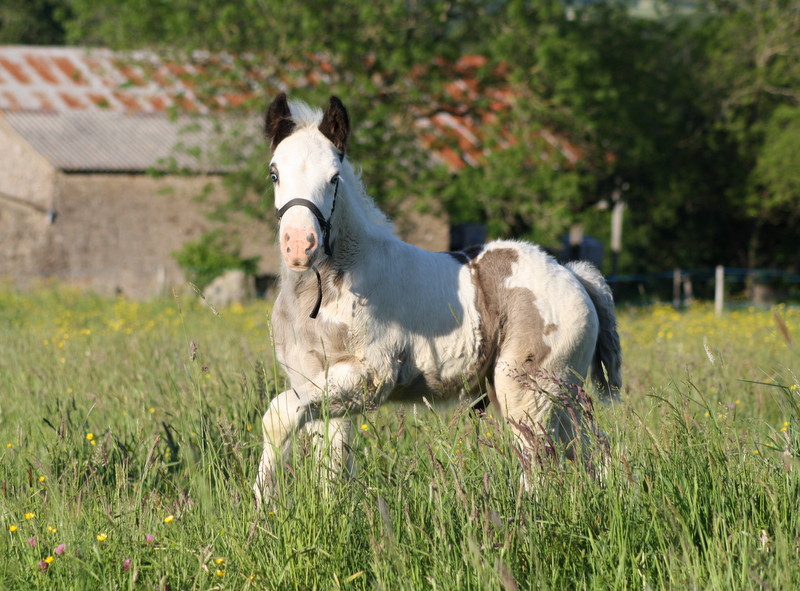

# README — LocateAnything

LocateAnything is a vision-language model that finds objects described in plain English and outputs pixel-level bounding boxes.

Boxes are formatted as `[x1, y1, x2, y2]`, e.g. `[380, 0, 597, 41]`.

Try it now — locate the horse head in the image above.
[266, 94, 349, 271]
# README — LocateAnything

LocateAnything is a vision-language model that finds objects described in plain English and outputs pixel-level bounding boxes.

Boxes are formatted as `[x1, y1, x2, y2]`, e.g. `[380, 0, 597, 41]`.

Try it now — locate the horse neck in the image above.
[329, 166, 396, 265]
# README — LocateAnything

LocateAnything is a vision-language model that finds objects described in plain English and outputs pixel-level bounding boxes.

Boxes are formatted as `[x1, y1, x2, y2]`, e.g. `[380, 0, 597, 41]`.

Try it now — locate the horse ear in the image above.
[319, 96, 349, 159]
[265, 93, 295, 151]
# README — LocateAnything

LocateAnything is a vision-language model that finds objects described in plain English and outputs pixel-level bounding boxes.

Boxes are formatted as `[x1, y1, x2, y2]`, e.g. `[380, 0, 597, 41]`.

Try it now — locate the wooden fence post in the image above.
[714, 265, 725, 316]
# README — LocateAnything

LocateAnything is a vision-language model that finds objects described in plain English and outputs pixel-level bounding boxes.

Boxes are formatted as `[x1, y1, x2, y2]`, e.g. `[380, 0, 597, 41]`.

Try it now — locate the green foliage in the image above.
[0, 0, 69, 44]
[753, 105, 800, 222]
[15, 0, 800, 272]
[172, 230, 259, 291]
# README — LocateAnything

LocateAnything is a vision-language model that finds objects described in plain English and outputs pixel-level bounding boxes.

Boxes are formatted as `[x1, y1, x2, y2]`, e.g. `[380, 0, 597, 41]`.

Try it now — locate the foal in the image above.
[254, 94, 621, 506]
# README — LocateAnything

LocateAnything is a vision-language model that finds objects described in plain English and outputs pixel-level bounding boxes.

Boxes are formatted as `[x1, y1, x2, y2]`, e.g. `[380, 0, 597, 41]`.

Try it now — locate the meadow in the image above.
[0, 284, 797, 590]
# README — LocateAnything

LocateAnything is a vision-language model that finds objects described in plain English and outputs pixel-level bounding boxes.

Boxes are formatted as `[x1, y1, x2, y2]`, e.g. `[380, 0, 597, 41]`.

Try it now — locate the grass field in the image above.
[0, 284, 798, 590]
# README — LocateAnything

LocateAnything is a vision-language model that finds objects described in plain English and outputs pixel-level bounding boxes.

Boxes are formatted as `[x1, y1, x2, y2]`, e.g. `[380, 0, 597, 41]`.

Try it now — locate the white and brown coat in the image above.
[254, 95, 622, 506]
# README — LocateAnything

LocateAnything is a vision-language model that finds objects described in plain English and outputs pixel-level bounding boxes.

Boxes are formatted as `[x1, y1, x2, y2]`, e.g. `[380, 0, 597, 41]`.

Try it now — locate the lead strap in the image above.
[309, 266, 323, 319]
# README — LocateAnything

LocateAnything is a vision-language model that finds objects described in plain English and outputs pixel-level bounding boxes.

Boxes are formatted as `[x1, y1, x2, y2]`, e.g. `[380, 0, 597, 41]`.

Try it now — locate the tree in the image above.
[48, 0, 800, 275]
[703, 0, 800, 268]
[0, 0, 70, 44]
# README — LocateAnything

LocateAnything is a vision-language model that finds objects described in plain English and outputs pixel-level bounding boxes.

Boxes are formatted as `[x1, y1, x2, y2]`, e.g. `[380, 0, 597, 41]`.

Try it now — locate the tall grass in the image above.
[0, 285, 797, 589]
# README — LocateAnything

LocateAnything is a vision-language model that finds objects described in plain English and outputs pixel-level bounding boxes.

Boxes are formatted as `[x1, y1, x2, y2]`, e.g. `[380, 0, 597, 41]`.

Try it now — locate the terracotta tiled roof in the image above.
[0, 46, 265, 172]
[0, 46, 581, 173]
[3, 110, 244, 172]
[0, 45, 243, 114]
[415, 55, 582, 171]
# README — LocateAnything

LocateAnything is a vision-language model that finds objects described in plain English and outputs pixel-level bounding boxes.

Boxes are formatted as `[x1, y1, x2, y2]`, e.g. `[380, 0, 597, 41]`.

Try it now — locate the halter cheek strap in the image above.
[274, 178, 339, 319]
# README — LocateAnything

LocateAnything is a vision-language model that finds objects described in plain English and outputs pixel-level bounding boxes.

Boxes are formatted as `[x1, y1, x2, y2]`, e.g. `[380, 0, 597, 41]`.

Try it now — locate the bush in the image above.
[172, 230, 259, 291]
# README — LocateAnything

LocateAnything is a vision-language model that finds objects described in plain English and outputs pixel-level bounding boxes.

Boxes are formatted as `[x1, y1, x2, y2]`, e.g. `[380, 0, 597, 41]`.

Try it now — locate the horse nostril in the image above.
[305, 234, 316, 255]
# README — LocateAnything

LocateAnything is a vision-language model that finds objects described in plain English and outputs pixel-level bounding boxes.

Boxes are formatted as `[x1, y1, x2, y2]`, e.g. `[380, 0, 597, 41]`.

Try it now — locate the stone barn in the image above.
[0, 109, 281, 298]
[0, 46, 450, 298]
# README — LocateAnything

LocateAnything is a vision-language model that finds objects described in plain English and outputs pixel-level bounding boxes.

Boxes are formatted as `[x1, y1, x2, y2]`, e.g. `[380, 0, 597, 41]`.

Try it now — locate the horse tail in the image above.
[567, 261, 623, 401]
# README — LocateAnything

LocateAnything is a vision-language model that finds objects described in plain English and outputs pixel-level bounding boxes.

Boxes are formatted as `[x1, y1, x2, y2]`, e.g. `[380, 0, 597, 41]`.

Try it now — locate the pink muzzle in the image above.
[281, 225, 319, 269]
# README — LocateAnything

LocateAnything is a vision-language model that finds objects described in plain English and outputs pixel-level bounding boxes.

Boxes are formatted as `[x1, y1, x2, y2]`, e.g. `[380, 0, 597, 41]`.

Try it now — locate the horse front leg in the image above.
[304, 416, 354, 492]
[254, 387, 309, 508]
[253, 360, 395, 508]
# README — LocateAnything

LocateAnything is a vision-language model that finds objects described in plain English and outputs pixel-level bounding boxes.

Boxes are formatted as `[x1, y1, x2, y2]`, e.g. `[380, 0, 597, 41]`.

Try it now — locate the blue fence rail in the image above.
[607, 266, 800, 312]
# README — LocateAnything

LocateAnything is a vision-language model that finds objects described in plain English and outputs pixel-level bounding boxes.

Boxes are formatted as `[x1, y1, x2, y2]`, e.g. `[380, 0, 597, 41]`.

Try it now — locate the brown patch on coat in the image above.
[469, 248, 517, 375]
[469, 248, 557, 394]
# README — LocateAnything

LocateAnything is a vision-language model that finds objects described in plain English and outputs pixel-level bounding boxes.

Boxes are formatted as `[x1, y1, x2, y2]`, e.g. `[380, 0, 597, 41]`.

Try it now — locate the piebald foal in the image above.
[254, 94, 622, 506]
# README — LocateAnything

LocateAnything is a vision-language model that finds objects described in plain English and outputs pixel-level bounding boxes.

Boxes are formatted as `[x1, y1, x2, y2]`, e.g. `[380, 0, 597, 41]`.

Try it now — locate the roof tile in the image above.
[0, 46, 584, 174]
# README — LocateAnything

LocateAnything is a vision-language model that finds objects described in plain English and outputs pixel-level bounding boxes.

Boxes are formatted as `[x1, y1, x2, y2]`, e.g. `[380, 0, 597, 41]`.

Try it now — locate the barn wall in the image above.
[0, 118, 60, 281]
[0, 116, 56, 208]
[50, 173, 280, 298]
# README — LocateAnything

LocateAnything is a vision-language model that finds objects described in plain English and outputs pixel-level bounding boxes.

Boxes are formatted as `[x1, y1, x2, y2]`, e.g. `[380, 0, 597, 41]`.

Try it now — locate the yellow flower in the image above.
[6, 443, 12, 449]
[360, 424, 369, 431]
[214, 557, 225, 565]
[215, 569, 225, 577]
[38, 476, 46, 483]
[47, 526, 57, 534]
[24, 513, 35, 520]
[8, 525, 18, 532]
[44, 556, 54, 564]
[148, 407, 155, 414]
[784, 422, 791, 427]
[753, 450, 759, 455]
[96, 533, 108, 542]
[85, 433, 94, 441]
[163, 515, 174, 524]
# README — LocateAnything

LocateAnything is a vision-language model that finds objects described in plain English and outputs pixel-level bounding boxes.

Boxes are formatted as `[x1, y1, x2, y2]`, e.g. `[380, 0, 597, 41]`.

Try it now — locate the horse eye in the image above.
[270, 172, 278, 183]
[330, 174, 340, 184]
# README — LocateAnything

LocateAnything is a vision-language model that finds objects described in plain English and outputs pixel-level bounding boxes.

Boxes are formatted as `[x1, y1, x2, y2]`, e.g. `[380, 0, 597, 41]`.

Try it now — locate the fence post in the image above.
[673, 269, 682, 309]
[714, 265, 725, 316]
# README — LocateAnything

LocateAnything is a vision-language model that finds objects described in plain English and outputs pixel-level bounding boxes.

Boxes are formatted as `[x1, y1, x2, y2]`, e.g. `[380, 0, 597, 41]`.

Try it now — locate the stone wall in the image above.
[0, 118, 60, 282]
[49, 173, 280, 298]
[0, 116, 55, 209]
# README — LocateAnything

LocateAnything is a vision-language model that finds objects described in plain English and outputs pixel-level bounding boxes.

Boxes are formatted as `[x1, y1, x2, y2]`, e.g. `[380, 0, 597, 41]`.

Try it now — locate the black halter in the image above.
[275, 177, 339, 257]
[275, 178, 339, 319]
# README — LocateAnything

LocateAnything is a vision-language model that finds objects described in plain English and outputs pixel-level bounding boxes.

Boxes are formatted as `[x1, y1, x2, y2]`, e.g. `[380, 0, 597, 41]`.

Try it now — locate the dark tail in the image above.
[567, 261, 622, 401]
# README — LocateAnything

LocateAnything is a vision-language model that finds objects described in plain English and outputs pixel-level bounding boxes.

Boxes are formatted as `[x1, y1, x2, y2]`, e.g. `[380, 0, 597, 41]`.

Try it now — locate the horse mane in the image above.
[287, 99, 396, 237]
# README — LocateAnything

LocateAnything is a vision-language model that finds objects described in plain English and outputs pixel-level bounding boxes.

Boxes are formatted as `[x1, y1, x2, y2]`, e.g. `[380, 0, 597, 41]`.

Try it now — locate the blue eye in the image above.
[270, 172, 278, 183]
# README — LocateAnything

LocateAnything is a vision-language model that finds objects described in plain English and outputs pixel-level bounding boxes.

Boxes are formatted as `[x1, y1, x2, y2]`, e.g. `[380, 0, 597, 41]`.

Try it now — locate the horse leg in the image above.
[254, 360, 392, 508]
[492, 360, 594, 490]
[254, 388, 309, 508]
[304, 416, 354, 491]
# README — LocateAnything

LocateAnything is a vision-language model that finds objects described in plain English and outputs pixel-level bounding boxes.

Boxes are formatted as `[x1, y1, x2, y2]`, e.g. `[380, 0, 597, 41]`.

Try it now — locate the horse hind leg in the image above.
[492, 359, 601, 489]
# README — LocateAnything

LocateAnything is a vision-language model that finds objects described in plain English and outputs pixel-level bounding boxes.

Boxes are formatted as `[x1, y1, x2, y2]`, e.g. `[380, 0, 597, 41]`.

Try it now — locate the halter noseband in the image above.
[274, 177, 340, 319]
[274, 177, 339, 256]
